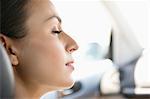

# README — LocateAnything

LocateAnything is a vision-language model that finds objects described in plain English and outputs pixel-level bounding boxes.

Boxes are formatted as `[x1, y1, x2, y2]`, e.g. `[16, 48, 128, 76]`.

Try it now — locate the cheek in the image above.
[19, 37, 73, 87]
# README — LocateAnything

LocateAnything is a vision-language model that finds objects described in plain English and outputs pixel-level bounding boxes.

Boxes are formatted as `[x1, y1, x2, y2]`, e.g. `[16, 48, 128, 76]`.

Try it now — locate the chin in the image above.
[60, 79, 75, 90]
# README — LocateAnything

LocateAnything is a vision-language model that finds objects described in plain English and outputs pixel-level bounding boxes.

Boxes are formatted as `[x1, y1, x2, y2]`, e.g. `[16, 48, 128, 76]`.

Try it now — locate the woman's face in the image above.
[15, 0, 78, 90]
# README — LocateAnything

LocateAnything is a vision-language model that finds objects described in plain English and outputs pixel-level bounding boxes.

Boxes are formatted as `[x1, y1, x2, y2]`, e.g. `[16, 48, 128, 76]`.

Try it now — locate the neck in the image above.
[14, 69, 51, 99]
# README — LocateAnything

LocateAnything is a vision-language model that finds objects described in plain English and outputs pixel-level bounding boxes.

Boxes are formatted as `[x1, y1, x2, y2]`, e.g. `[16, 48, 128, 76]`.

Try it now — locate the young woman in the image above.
[0, 0, 79, 98]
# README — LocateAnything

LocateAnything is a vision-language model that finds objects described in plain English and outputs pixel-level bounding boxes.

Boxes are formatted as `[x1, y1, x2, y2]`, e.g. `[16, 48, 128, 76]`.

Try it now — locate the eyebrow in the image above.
[45, 15, 62, 24]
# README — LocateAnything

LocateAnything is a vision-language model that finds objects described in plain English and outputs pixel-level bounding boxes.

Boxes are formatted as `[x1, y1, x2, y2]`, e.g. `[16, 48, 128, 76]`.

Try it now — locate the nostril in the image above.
[69, 46, 78, 53]
[68, 48, 74, 54]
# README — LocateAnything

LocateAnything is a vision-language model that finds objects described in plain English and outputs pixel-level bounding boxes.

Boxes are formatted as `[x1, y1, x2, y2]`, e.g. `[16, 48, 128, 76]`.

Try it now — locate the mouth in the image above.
[65, 61, 75, 70]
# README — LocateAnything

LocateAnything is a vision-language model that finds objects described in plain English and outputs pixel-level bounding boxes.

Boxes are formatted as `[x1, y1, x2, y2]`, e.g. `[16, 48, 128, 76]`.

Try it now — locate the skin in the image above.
[0, 0, 78, 98]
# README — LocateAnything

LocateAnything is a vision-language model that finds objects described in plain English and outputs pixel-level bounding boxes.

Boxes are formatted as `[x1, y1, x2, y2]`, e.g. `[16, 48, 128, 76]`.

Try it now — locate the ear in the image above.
[0, 34, 19, 66]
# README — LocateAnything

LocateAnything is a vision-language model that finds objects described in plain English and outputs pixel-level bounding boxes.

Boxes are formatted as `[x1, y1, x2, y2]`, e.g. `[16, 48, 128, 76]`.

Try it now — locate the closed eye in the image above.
[52, 30, 62, 34]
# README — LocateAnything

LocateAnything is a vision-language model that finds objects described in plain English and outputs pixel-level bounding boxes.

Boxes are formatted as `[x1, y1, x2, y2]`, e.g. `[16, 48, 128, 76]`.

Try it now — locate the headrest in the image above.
[0, 43, 14, 98]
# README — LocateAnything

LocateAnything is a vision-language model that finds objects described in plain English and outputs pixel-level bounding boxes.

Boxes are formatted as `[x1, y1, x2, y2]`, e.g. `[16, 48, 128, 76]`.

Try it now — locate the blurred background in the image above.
[41, 0, 150, 99]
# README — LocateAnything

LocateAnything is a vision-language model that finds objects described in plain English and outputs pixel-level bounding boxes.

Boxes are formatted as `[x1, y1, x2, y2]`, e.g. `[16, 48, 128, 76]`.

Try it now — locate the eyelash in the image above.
[52, 30, 62, 34]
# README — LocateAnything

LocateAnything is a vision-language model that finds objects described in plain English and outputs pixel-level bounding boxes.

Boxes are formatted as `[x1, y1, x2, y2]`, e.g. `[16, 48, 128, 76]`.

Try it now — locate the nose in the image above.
[65, 33, 79, 54]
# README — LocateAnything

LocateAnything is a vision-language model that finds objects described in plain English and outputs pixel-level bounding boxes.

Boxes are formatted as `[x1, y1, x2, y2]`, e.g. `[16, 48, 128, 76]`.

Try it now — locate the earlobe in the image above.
[9, 47, 19, 66]
[9, 46, 19, 66]
[10, 54, 19, 66]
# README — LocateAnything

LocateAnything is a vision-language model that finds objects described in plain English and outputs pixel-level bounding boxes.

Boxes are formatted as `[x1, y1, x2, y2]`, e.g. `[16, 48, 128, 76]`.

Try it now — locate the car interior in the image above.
[0, 0, 149, 99]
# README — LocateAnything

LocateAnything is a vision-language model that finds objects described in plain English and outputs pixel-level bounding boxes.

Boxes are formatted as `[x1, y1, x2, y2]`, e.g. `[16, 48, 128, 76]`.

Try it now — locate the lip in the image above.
[65, 61, 75, 70]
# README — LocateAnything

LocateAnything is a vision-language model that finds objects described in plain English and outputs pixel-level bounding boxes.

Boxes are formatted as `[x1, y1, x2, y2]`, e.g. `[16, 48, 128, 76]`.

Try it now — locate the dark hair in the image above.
[0, 0, 30, 39]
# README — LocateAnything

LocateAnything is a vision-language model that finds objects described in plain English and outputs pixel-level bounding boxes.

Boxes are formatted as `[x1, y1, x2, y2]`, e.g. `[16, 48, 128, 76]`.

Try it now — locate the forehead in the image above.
[24, 0, 59, 34]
